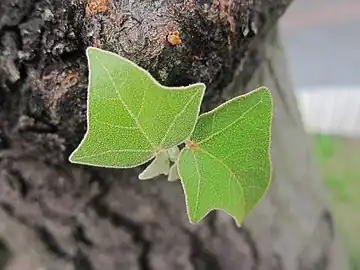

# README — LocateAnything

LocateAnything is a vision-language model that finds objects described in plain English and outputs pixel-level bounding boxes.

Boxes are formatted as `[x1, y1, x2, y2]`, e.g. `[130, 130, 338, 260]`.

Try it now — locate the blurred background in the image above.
[280, 0, 360, 269]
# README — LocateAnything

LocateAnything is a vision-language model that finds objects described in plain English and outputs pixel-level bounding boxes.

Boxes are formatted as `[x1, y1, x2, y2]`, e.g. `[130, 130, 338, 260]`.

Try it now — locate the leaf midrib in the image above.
[159, 91, 200, 147]
[197, 94, 265, 146]
[190, 146, 246, 219]
[95, 55, 201, 151]
[96, 55, 155, 148]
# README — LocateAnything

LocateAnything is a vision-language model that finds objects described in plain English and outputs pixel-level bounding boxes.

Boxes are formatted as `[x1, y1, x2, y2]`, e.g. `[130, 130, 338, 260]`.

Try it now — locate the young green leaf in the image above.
[168, 163, 180, 181]
[167, 145, 180, 162]
[139, 145, 181, 180]
[69, 47, 205, 168]
[138, 151, 170, 180]
[178, 87, 273, 225]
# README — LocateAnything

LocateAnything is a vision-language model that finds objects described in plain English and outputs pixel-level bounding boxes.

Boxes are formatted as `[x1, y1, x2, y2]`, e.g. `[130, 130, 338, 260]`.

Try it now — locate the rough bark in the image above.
[0, 0, 349, 270]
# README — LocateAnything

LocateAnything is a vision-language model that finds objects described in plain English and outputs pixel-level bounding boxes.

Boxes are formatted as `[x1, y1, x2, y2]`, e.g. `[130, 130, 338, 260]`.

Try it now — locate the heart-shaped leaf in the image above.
[69, 47, 205, 168]
[178, 87, 273, 225]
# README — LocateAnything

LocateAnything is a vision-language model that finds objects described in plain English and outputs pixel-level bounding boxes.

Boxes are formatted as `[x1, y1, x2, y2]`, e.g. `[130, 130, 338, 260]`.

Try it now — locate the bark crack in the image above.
[237, 226, 260, 270]
[89, 175, 152, 270]
[186, 230, 222, 270]
[91, 202, 152, 270]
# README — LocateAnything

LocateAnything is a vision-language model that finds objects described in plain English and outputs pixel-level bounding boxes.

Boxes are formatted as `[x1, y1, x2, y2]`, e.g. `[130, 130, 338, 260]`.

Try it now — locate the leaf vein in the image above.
[196, 146, 245, 216]
[192, 150, 202, 221]
[74, 149, 151, 160]
[197, 99, 264, 145]
[222, 146, 265, 162]
[160, 91, 199, 146]
[95, 55, 155, 148]
[96, 121, 138, 130]
[137, 88, 146, 118]
[228, 169, 232, 212]
[210, 110, 216, 133]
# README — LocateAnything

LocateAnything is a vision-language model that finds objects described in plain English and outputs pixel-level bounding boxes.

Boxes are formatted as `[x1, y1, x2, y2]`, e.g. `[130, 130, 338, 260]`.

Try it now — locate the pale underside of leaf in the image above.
[138, 151, 170, 180]
[168, 163, 180, 181]
[139, 145, 181, 180]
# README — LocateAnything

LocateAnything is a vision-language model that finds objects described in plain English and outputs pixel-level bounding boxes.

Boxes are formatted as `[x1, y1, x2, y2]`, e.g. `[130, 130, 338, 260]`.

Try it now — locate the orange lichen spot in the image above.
[61, 71, 79, 88]
[167, 31, 182, 46]
[186, 140, 198, 150]
[85, 0, 110, 16]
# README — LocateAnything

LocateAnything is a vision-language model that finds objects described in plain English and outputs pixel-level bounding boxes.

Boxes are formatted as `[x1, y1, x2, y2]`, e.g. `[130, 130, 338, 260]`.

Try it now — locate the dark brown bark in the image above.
[0, 0, 349, 269]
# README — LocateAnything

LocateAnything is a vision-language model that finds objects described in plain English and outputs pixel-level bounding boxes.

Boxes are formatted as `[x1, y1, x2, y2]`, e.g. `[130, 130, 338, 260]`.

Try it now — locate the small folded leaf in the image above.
[139, 151, 170, 180]
[69, 47, 205, 168]
[168, 162, 180, 181]
[167, 145, 180, 162]
[178, 87, 273, 225]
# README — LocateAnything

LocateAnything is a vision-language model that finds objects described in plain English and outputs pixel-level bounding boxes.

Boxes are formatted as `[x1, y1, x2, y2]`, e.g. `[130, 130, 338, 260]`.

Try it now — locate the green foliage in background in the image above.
[314, 135, 360, 270]
[69, 47, 273, 225]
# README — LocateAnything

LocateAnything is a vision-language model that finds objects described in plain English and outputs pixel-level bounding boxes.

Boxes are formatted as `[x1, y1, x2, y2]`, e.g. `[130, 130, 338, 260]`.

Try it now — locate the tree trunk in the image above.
[0, 0, 349, 269]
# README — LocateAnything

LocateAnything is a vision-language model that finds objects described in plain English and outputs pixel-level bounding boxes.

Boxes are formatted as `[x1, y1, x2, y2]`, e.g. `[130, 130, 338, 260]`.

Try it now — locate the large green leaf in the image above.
[178, 87, 273, 225]
[69, 47, 205, 168]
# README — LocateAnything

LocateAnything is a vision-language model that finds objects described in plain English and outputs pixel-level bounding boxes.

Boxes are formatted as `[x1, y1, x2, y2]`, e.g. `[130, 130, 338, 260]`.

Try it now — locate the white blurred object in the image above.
[296, 87, 360, 136]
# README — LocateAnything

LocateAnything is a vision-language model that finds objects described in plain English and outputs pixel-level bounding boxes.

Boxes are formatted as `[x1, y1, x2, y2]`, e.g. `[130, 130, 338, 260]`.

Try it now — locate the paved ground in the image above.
[279, 0, 360, 88]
